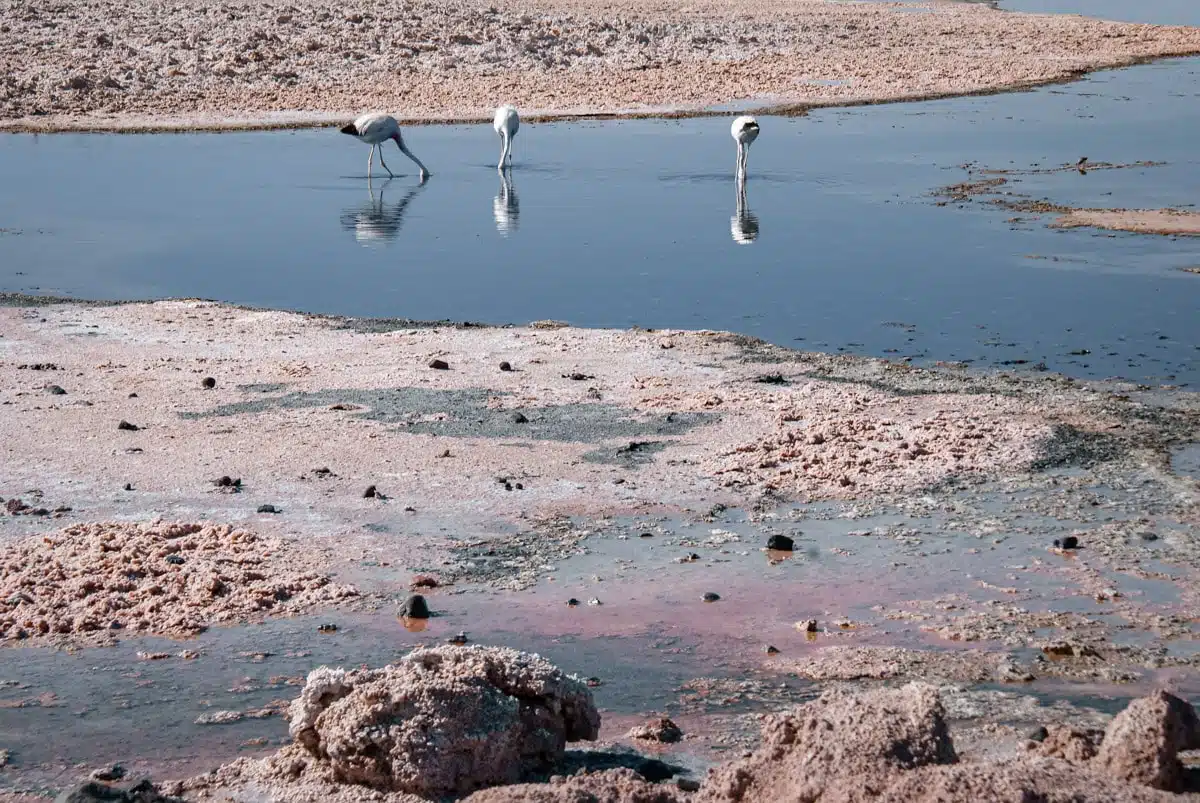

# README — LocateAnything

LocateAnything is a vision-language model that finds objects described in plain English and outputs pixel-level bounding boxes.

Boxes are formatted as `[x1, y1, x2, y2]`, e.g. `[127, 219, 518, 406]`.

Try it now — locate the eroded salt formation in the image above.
[174, 645, 600, 800]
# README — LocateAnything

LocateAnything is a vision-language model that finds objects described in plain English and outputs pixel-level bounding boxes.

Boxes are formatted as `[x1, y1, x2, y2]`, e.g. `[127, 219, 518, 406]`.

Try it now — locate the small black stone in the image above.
[401, 594, 431, 619]
[117, 420, 139, 431]
[363, 484, 378, 498]
[1028, 726, 1049, 742]
[1060, 535, 1079, 550]
[511, 411, 528, 424]
[514, 482, 523, 490]
[124, 483, 134, 491]
[128, 393, 138, 398]
[767, 534, 794, 551]
[257, 504, 280, 514]
[499, 361, 513, 372]
[1140, 532, 1159, 541]
[317, 623, 338, 633]
[567, 598, 580, 607]
[201, 377, 216, 389]
[45, 385, 67, 395]
[702, 592, 721, 602]
[428, 359, 449, 370]
[165, 554, 185, 565]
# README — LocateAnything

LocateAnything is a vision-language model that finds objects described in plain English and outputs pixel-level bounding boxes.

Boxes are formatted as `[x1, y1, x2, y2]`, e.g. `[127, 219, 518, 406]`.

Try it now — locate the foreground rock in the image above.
[696, 684, 1200, 802]
[0, 521, 359, 645]
[462, 768, 683, 802]
[176, 646, 600, 799]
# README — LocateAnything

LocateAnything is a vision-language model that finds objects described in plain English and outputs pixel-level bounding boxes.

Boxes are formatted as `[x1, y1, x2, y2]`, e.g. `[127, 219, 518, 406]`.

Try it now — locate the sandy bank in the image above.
[1052, 209, 1200, 236]
[2, 0, 1200, 132]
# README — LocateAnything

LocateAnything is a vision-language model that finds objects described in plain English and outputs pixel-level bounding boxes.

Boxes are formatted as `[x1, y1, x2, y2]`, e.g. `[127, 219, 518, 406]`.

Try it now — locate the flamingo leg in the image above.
[378, 147, 395, 179]
[367, 145, 376, 178]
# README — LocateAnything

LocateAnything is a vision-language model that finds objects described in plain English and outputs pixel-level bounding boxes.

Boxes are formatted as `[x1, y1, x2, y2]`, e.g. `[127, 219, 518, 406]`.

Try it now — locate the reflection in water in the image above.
[731, 172, 759, 245]
[493, 169, 520, 237]
[399, 615, 429, 633]
[339, 176, 427, 245]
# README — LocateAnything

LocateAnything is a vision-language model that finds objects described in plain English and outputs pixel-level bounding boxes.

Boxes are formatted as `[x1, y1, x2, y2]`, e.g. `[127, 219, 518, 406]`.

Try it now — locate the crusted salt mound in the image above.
[1092, 690, 1200, 792]
[0, 521, 358, 644]
[695, 682, 957, 802]
[288, 646, 601, 797]
[462, 768, 684, 802]
[881, 759, 1182, 802]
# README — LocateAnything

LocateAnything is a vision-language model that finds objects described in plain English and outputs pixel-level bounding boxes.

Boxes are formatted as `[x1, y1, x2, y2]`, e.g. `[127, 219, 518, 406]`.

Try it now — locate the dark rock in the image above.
[117, 420, 139, 431]
[128, 393, 137, 398]
[165, 555, 185, 565]
[46, 385, 67, 395]
[213, 476, 241, 488]
[511, 411, 528, 424]
[5, 498, 28, 514]
[30, 508, 49, 516]
[1060, 535, 1079, 550]
[767, 534, 794, 551]
[1141, 532, 1159, 541]
[447, 631, 469, 645]
[563, 372, 594, 381]
[123, 483, 133, 491]
[428, 359, 449, 370]
[567, 598, 580, 607]
[363, 485, 377, 498]
[257, 504, 279, 514]
[702, 592, 721, 602]
[764, 645, 780, 655]
[677, 779, 701, 793]
[400, 594, 431, 619]
[1029, 726, 1049, 742]
[755, 374, 788, 385]
[499, 361, 513, 372]
[55, 779, 178, 802]
[317, 623, 337, 633]
[201, 377, 216, 389]
[53, 506, 72, 513]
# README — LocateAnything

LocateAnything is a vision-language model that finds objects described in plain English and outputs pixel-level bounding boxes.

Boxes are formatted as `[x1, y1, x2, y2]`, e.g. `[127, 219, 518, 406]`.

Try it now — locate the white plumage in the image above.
[493, 105, 520, 170]
[730, 115, 760, 177]
[340, 112, 429, 180]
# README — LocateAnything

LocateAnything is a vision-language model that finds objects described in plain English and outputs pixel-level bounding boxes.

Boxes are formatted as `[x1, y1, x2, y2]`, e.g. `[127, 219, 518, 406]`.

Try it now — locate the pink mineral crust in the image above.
[879, 759, 1182, 802]
[461, 768, 685, 802]
[0, 521, 358, 644]
[287, 646, 600, 797]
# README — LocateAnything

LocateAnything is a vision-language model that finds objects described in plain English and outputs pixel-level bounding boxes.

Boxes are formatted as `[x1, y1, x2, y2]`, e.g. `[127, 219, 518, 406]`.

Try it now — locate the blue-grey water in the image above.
[1, 62, 1198, 387]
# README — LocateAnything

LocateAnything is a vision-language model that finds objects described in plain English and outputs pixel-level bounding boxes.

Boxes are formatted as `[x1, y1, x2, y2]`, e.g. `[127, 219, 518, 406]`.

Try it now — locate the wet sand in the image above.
[1052, 209, 1200, 237]
[2, 298, 1200, 798]
[3, 0, 1200, 131]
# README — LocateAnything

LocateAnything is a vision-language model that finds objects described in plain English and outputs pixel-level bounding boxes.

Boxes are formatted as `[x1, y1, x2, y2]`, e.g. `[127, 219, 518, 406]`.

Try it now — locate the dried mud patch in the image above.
[180, 387, 713, 444]
[0, 521, 359, 646]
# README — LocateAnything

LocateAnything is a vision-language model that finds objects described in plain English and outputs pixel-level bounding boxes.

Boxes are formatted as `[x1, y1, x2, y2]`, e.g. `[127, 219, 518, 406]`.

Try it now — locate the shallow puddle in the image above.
[2, 58, 1199, 386]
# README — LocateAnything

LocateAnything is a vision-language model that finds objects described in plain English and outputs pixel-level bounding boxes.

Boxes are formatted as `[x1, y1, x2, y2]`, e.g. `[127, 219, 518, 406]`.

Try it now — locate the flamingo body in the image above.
[493, 105, 520, 170]
[340, 112, 429, 179]
[730, 115, 760, 177]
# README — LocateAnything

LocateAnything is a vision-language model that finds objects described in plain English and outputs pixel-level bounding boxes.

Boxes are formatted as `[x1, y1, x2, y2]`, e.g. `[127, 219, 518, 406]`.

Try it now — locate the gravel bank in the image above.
[2, 0, 1200, 131]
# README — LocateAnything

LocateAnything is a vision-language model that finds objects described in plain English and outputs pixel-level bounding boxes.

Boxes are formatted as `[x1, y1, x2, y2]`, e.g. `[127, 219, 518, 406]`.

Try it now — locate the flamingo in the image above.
[339, 113, 429, 180]
[493, 105, 520, 170]
[731, 115, 760, 177]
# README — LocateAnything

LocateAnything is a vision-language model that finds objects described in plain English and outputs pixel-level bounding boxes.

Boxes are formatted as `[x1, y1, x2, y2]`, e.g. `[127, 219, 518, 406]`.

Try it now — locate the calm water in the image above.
[994, 0, 1200, 25]
[1, 63, 1198, 386]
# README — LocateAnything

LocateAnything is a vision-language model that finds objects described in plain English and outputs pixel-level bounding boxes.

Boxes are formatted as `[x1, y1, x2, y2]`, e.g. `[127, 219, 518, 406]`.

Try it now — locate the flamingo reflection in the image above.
[731, 172, 759, 245]
[493, 169, 520, 237]
[340, 176, 428, 246]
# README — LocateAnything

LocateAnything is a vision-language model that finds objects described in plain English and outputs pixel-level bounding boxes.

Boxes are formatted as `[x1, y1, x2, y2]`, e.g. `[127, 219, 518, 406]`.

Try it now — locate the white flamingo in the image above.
[493, 105, 520, 170]
[731, 115, 760, 177]
[340, 113, 429, 180]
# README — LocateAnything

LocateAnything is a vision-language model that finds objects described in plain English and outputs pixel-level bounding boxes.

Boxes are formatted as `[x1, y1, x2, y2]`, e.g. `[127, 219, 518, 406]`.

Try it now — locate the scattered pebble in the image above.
[45, 385, 66, 395]
[447, 631, 469, 645]
[400, 594, 431, 619]
[628, 716, 684, 743]
[567, 598, 580, 607]
[767, 534, 794, 551]
[165, 554, 185, 565]
[512, 411, 529, 424]
[123, 483, 134, 491]
[317, 623, 337, 633]
[362, 485, 377, 498]
[117, 420, 139, 431]
[201, 377, 216, 389]
[585, 676, 603, 687]
[499, 361, 513, 372]
[702, 592, 721, 602]
[429, 359, 449, 370]
[411, 575, 440, 589]
[257, 504, 280, 514]
[764, 645, 780, 655]
[90, 764, 126, 782]
[1028, 726, 1049, 742]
